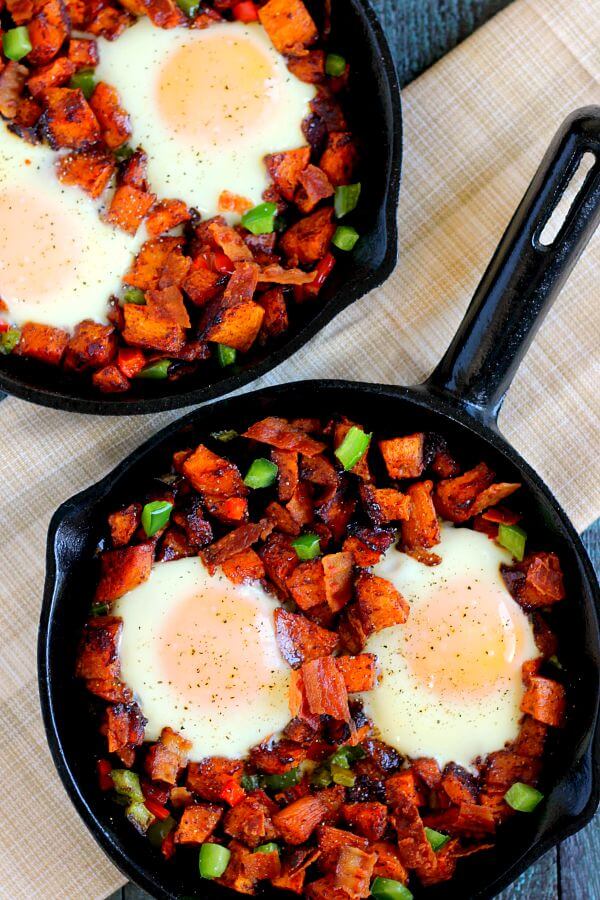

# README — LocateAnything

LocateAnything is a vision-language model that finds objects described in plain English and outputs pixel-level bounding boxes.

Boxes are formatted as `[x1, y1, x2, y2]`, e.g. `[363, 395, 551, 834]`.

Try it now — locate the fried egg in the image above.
[96, 20, 316, 220]
[112, 557, 290, 760]
[0, 124, 142, 331]
[361, 524, 539, 770]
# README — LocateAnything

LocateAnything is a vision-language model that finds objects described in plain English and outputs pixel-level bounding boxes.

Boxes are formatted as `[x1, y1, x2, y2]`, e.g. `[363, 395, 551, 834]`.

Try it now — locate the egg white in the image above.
[95, 20, 316, 220]
[361, 524, 539, 770]
[0, 124, 143, 330]
[112, 557, 291, 760]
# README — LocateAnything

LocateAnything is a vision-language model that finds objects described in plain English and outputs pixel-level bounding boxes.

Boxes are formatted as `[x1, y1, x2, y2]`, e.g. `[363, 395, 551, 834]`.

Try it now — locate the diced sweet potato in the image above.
[359, 485, 411, 525]
[27, 56, 75, 97]
[95, 543, 154, 603]
[182, 266, 222, 306]
[0, 61, 27, 119]
[40, 87, 100, 149]
[121, 146, 149, 190]
[224, 793, 278, 848]
[156, 526, 196, 562]
[244, 417, 326, 455]
[63, 319, 116, 371]
[379, 433, 424, 479]
[92, 364, 130, 393]
[320, 132, 359, 187]
[521, 675, 566, 727]
[158, 247, 192, 289]
[201, 296, 264, 352]
[514, 715, 547, 759]
[411, 757, 442, 789]
[139, 0, 187, 28]
[342, 802, 387, 842]
[103, 702, 145, 766]
[386, 770, 421, 808]
[336, 653, 376, 692]
[145, 726, 192, 784]
[371, 841, 408, 883]
[182, 443, 246, 498]
[55, 147, 115, 198]
[243, 847, 281, 881]
[68, 37, 99, 69]
[275, 608, 338, 668]
[204, 496, 248, 525]
[124, 237, 184, 290]
[144, 198, 190, 237]
[175, 804, 222, 845]
[27, 0, 69, 66]
[201, 520, 270, 568]
[391, 796, 436, 870]
[434, 462, 496, 522]
[342, 536, 381, 568]
[75, 615, 122, 681]
[301, 656, 350, 721]
[311, 92, 347, 132]
[318, 826, 369, 873]
[273, 795, 329, 845]
[122, 303, 185, 353]
[208, 221, 253, 261]
[186, 756, 244, 803]
[215, 839, 257, 895]
[258, 286, 288, 341]
[322, 551, 353, 613]
[16, 321, 68, 365]
[423, 803, 496, 838]
[287, 49, 325, 83]
[401, 480, 441, 549]
[221, 548, 264, 584]
[502, 552, 566, 609]
[258, 0, 317, 55]
[306, 876, 348, 899]
[5, 0, 34, 24]
[249, 740, 310, 775]
[355, 572, 409, 634]
[89, 81, 131, 149]
[260, 532, 299, 598]
[280, 206, 335, 266]
[105, 184, 156, 235]
[287, 560, 326, 611]
[86, 3, 133, 39]
[441, 763, 477, 805]
[108, 503, 141, 548]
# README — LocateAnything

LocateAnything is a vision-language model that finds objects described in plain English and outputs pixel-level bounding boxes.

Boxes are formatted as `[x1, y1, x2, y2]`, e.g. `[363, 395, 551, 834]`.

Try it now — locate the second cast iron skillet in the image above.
[0, 0, 401, 415]
[40, 108, 600, 898]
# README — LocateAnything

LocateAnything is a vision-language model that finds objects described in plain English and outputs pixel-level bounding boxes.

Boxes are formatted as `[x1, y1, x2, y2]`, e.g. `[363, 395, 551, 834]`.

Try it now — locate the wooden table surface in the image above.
[110, 1, 600, 897]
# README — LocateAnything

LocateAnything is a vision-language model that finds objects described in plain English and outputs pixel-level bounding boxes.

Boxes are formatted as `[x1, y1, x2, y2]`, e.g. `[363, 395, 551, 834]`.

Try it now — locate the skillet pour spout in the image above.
[39, 109, 600, 899]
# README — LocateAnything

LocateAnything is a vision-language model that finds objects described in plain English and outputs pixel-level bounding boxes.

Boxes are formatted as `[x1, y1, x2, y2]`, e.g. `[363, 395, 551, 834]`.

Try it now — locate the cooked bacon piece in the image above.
[391, 796, 436, 870]
[156, 526, 196, 562]
[249, 740, 309, 774]
[514, 715, 547, 758]
[502, 552, 566, 609]
[471, 482, 521, 515]
[272, 847, 321, 894]
[316, 487, 356, 543]
[423, 803, 496, 838]
[441, 763, 477, 805]
[431, 445, 461, 478]
[146, 198, 190, 237]
[401, 480, 441, 549]
[483, 748, 541, 797]
[86, 3, 133, 39]
[415, 838, 460, 886]
[521, 675, 566, 726]
[260, 532, 299, 597]
[288, 668, 320, 729]
[201, 295, 264, 352]
[27, 57, 75, 97]
[355, 572, 409, 634]
[285, 482, 315, 529]
[258, 264, 316, 285]
[121, 147, 149, 190]
[108, 504, 141, 548]
[208, 221, 253, 262]
[244, 416, 326, 456]
[63, 320, 117, 371]
[405, 547, 442, 566]
[274, 795, 329, 845]
[186, 757, 244, 803]
[257, 287, 288, 341]
[371, 841, 408, 883]
[270, 450, 298, 503]
[411, 757, 442, 789]
[275, 608, 338, 668]
[379, 433, 425, 479]
[27, 0, 69, 66]
[170, 786, 193, 808]
[295, 164, 334, 214]
[92, 364, 130, 393]
[386, 769, 421, 808]
[174, 804, 222, 845]
[221, 548, 264, 584]
[306, 876, 348, 899]
[258, 0, 317, 54]
[139, 0, 186, 27]
[359, 485, 411, 525]
[311, 91, 347, 132]
[333, 845, 376, 899]
[0, 61, 28, 119]
[76, 616, 122, 681]
[322, 551, 353, 613]
[145, 726, 192, 784]
[342, 802, 387, 841]
[222, 261, 259, 304]
[55, 147, 115, 198]
[103, 702, 145, 767]
[301, 656, 350, 721]
[157, 246, 191, 289]
[280, 207, 335, 266]
[336, 653, 376, 692]
[433, 462, 495, 523]
[124, 237, 184, 290]
[204, 496, 248, 526]
[40, 87, 100, 149]
[201, 520, 271, 569]
[287, 560, 326, 610]
[337, 603, 368, 654]
[182, 443, 246, 498]
[105, 185, 156, 235]
[68, 37, 99, 68]
[224, 792, 278, 847]
[16, 322, 68, 365]
[483, 505, 521, 525]
[265, 146, 311, 201]
[218, 190, 252, 215]
[317, 826, 369, 872]
[287, 49, 325, 83]
[95, 543, 154, 603]
[320, 132, 359, 186]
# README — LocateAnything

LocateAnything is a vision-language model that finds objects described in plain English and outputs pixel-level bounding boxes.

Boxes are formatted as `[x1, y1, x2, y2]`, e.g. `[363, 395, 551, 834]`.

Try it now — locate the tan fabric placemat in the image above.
[0, 0, 598, 896]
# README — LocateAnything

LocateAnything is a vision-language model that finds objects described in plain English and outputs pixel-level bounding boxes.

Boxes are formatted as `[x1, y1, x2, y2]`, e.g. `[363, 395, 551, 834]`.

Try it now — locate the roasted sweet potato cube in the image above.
[249, 740, 310, 775]
[55, 146, 115, 198]
[411, 757, 442, 789]
[182, 266, 222, 306]
[258, 0, 317, 55]
[201, 295, 264, 353]
[182, 444, 246, 498]
[434, 462, 496, 523]
[379, 433, 425, 479]
[360, 485, 411, 525]
[301, 656, 350, 721]
[86, 3, 133, 39]
[140, 0, 187, 28]
[146, 198, 190, 237]
[68, 37, 99, 69]
[75, 615, 122, 681]
[355, 572, 409, 634]
[16, 321, 68, 365]
[243, 417, 326, 455]
[121, 146, 149, 190]
[105, 185, 156, 235]
[27, 56, 75, 97]
[342, 802, 387, 842]
[201, 520, 270, 569]
[275, 608, 338, 668]
[258, 286, 288, 341]
[40, 87, 100, 149]
[103, 702, 145, 766]
[92, 364, 130, 393]
[260, 532, 299, 597]
[287, 559, 326, 610]
[386, 769, 421, 807]
[204, 496, 248, 526]
[306, 876, 348, 899]
[401, 480, 441, 549]
[273, 795, 329, 845]
[521, 675, 566, 727]
[89, 81, 131, 149]
[280, 206, 335, 266]
[95, 543, 154, 603]
[145, 726, 192, 784]
[265, 146, 311, 201]
[321, 551, 353, 613]
[317, 826, 369, 873]
[0, 61, 27, 119]
[243, 847, 281, 881]
[108, 503, 141, 547]
[64, 0, 86, 27]
[63, 320, 117, 371]
[391, 796, 436, 870]
[124, 237, 183, 290]
[509, 552, 566, 608]
[27, 0, 69, 66]
[287, 49, 326, 83]
[336, 653, 376, 692]
[186, 756, 244, 802]
[122, 302, 186, 353]
[371, 841, 408, 884]
[175, 803, 222, 845]
[224, 794, 278, 848]
[156, 526, 196, 562]
[221, 548, 264, 584]
[5, 0, 34, 24]
[319, 132, 359, 187]
[342, 536, 381, 568]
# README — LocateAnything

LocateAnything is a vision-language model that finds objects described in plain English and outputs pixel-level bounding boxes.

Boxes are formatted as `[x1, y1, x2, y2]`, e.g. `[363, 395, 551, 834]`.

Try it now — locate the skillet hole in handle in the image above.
[537, 150, 598, 248]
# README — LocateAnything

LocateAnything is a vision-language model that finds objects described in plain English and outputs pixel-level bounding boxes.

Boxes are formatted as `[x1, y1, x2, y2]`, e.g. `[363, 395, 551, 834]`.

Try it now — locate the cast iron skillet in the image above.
[39, 107, 600, 899]
[0, 0, 401, 415]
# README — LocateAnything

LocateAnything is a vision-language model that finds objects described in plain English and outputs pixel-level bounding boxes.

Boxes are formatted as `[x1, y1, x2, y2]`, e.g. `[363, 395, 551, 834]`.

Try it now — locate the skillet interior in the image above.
[0, 0, 401, 415]
[39, 381, 600, 900]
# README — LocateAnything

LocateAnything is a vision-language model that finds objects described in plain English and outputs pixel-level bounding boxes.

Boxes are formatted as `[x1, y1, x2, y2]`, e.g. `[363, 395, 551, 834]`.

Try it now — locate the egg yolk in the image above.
[0, 188, 75, 302]
[156, 34, 276, 146]
[159, 585, 282, 711]
[404, 580, 528, 701]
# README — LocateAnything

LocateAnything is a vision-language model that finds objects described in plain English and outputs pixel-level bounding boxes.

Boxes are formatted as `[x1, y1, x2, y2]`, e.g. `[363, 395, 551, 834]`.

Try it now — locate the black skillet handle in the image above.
[426, 106, 600, 425]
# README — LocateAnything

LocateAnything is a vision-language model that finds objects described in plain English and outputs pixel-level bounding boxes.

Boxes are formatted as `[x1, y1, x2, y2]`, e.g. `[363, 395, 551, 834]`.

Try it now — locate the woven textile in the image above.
[0, 0, 598, 896]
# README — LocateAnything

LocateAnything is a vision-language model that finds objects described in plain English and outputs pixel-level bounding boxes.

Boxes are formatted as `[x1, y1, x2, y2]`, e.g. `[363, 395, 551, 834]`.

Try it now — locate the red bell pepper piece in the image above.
[162, 830, 176, 860]
[117, 346, 146, 378]
[232, 1, 258, 22]
[97, 759, 113, 792]
[145, 797, 171, 821]
[219, 777, 246, 806]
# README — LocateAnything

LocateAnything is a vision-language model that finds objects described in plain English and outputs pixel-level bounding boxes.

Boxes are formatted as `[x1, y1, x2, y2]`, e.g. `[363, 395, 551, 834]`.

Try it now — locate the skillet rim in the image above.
[0, 0, 402, 416]
[38, 378, 600, 900]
